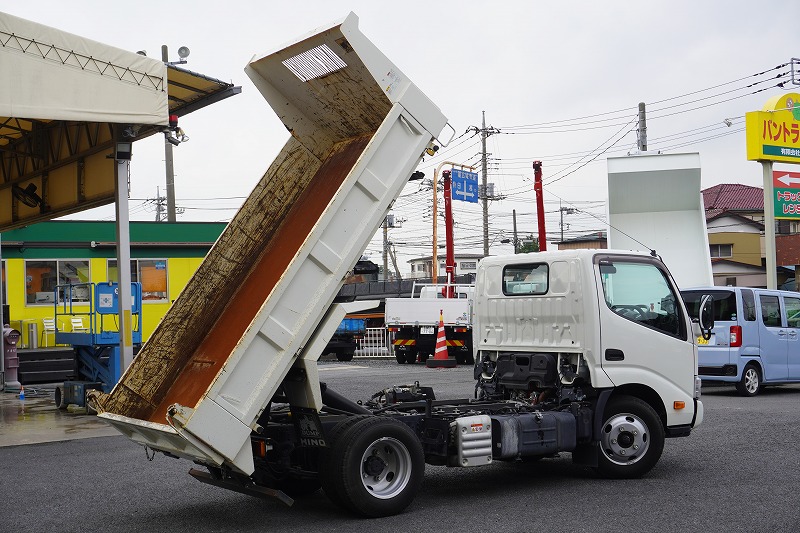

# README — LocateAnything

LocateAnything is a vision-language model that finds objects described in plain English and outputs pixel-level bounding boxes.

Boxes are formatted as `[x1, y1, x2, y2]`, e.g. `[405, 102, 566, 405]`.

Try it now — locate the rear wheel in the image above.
[595, 395, 664, 479]
[404, 350, 418, 364]
[735, 364, 761, 397]
[321, 417, 424, 517]
[336, 351, 354, 362]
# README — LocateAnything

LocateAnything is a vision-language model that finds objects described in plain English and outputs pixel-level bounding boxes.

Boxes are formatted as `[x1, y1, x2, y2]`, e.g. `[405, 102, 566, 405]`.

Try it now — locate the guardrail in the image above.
[354, 327, 394, 358]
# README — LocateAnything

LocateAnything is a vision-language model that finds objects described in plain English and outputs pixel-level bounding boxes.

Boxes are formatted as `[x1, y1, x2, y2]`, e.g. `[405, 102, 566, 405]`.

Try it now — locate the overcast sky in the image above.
[4, 1, 799, 272]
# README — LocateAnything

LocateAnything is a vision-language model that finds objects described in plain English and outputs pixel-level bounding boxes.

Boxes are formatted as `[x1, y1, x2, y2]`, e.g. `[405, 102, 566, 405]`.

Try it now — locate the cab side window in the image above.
[759, 295, 781, 327]
[785, 297, 800, 328]
[599, 259, 683, 337]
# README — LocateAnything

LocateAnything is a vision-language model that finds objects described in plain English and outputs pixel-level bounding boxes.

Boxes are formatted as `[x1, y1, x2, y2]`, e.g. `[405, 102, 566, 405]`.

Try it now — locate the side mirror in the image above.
[698, 294, 714, 340]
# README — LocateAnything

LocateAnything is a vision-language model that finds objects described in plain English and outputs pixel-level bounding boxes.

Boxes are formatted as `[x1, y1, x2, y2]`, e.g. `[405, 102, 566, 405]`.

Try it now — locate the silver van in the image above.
[681, 286, 800, 396]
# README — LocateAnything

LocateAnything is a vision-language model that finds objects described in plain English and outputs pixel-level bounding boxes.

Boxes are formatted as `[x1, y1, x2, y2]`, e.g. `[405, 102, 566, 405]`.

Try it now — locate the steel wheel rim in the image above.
[600, 412, 650, 466]
[359, 437, 412, 499]
[744, 368, 759, 393]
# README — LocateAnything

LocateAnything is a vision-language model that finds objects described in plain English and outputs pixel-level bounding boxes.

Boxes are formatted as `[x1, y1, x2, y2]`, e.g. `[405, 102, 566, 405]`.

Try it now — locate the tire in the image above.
[595, 395, 664, 479]
[418, 353, 430, 364]
[54, 386, 67, 410]
[336, 351, 354, 362]
[405, 350, 418, 364]
[321, 417, 424, 517]
[319, 415, 373, 509]
[395, 352, 407, 364]
[735, 364, 762, 397]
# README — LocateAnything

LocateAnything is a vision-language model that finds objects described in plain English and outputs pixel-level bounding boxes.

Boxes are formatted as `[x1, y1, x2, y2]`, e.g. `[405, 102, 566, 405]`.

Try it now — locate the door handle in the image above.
[605, 348, 624, 361]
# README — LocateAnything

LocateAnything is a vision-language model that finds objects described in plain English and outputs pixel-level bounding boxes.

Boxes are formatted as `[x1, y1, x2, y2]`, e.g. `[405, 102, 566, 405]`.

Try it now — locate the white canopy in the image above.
[0, 11, 168, 125]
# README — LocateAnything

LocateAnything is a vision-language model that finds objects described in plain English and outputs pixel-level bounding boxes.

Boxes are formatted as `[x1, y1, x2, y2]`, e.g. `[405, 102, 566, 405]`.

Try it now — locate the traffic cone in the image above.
[426, 309, 457, 368]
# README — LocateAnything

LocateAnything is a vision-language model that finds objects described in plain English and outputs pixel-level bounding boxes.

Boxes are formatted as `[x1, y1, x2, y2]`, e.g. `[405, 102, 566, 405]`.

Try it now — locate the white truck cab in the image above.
[474, 249, 705, 465]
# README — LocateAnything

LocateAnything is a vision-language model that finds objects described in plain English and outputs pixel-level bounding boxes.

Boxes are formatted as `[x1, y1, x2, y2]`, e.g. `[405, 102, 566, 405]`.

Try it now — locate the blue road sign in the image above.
[451, 169, 479, 203]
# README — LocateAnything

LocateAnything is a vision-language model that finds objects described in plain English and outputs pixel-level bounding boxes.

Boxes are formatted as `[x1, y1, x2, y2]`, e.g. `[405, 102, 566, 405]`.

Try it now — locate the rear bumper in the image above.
[699, 364, 738, 380]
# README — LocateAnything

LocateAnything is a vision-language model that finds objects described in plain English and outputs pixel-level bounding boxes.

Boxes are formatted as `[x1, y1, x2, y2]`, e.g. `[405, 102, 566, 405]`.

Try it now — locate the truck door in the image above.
[595, 255, 696, 421]
[757, 293, 788, 381]
[784, 295, 800, 379]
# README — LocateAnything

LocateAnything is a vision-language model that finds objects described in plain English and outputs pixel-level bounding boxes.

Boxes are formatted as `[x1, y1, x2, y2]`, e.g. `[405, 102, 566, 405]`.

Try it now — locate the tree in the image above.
[517, 234, 539, 254]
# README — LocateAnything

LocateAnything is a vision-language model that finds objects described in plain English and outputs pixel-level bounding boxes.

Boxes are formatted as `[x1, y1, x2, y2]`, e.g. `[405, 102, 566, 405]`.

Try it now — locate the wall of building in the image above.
[776, 234, 800, 267]
[707, 231, 762, 266]
[1, 221, 224, 347]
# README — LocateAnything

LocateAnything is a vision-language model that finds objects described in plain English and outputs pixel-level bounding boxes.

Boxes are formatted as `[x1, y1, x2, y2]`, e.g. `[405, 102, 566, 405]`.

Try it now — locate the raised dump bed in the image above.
[95, 13, 448, 474]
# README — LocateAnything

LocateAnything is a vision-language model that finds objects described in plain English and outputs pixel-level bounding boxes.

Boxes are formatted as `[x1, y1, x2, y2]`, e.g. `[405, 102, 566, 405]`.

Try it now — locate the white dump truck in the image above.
[385, 282, 475, 364]
[91, 13, 712, 518]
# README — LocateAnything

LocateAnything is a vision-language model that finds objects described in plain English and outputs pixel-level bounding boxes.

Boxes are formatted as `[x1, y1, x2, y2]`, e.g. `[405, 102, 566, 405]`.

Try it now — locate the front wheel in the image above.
[321, 417, 424, 517]
[595, 395, 664, 479]
[735, 364, 761, 397]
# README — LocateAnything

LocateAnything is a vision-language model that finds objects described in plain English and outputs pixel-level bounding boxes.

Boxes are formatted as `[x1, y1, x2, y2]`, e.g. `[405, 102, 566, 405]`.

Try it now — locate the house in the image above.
[702, 183, 798, 288]
[407, 253, 484, 280]
[557, 231, 607, 250]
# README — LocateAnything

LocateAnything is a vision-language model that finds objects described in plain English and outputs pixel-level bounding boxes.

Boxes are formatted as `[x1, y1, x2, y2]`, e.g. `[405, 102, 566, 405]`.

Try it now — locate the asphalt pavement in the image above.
[2, 360, 800, 532]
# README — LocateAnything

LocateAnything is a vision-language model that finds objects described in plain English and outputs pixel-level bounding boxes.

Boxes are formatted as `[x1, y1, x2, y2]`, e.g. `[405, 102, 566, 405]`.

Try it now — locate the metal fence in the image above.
[354, 327, 394, 358]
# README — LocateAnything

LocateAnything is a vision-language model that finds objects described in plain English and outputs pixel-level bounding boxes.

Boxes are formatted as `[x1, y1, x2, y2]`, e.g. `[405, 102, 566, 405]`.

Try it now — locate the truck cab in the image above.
[475, 250, 704, 447]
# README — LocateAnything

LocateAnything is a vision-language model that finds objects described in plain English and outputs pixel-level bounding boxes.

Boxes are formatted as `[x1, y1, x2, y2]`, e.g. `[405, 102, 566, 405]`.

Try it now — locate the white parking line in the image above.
[318, 365, 368, 372]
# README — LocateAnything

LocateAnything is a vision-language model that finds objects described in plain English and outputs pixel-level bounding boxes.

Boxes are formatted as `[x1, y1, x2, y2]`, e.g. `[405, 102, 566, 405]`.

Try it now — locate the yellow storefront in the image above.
[1, 220, 225, 347]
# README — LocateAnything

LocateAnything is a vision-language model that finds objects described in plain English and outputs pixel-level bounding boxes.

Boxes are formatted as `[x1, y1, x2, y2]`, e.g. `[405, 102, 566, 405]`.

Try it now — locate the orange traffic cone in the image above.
[426, 309, 457, 368]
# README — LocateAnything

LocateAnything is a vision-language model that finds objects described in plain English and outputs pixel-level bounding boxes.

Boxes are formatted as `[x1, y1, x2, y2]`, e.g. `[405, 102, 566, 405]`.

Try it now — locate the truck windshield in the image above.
[599, 259, 683, 337]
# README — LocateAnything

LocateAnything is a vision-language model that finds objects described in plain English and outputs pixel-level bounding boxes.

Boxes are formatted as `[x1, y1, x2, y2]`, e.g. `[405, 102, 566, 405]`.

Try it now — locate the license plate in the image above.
[420, 326, 435, 335]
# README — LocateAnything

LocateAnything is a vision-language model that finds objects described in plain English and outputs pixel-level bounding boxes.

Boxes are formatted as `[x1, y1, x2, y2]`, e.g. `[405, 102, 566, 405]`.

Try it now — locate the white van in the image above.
[681, 286, 800, 396]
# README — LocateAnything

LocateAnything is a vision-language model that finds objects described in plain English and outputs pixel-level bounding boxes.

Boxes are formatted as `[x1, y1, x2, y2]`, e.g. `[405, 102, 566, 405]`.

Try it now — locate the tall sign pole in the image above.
[745, 92, 800, 289]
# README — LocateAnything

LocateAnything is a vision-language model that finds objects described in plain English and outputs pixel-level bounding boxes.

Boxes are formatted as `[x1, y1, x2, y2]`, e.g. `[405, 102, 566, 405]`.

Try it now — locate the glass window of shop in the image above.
[25, 260, 91, 304]
[108, 259, 168, 301]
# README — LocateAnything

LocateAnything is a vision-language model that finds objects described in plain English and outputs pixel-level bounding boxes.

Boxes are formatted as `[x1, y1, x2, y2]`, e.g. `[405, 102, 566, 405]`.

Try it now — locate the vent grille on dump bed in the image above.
[282, 44, 347, 82]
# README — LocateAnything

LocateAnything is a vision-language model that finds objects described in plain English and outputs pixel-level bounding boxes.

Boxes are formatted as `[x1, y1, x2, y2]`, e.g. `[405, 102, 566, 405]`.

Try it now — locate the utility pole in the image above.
[481, 111, 489, 256]
[382, 216, 389, 281]
[638, 102, 647, 152]
[154, 187, 165, 222]
[559, 204, 576, 242]
[162, 45, 177, 222]
[512, 209, 518, 254]
[472, 111, 500, 257]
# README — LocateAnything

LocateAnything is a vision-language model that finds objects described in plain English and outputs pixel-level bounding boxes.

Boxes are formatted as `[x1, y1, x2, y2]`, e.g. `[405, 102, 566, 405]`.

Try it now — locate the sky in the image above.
[4, 0, 799, 274]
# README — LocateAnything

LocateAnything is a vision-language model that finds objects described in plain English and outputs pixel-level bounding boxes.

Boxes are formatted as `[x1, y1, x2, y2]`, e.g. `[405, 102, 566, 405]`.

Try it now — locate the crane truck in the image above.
[385, 282, 474, 364]
[90, 13, 712, 518]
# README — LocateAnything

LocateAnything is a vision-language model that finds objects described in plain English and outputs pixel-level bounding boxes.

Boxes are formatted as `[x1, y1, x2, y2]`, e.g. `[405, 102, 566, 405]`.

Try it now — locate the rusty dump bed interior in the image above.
[103, 134, 376, 423]
[101, 29, 394, 423]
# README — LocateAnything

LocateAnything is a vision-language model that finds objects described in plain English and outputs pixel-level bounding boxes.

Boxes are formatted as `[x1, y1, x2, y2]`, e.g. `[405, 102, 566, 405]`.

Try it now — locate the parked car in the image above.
[681, 286, 800, 396]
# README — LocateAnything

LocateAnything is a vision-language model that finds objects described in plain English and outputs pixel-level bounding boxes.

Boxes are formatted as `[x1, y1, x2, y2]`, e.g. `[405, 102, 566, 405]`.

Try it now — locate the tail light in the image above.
[730, 325, 742, 347]
[387, 327, 399, 332]
[453, 327, 468, 333]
